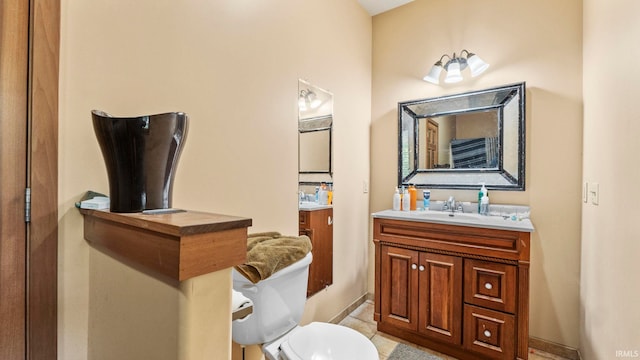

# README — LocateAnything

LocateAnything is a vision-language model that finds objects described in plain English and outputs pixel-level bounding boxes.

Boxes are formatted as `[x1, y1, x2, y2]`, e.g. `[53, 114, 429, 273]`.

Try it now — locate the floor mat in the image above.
[387, 343, 446, 360]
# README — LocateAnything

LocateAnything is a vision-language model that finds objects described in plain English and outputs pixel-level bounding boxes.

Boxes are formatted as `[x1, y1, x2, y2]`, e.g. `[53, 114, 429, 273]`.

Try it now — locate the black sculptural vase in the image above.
[92, 110, 189, 213]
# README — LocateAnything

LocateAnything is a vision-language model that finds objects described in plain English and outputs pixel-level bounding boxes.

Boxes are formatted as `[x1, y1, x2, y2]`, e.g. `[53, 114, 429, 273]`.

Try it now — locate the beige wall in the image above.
[58, 1, 371, 359]
[581, 0, 640, 358]
[370, 0, 583, 349]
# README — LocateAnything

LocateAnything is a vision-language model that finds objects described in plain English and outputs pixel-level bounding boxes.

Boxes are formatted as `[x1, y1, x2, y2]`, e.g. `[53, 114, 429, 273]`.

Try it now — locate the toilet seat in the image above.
[273, 322, 378, 360]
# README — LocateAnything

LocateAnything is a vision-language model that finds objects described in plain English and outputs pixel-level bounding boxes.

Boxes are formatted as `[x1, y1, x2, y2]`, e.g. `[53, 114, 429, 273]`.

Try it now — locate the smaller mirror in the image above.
[298, 80, 333, 185]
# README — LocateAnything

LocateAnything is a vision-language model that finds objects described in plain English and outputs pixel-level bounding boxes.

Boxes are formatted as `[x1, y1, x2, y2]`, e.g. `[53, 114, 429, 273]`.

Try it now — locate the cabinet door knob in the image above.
[484, 282, 493, 290]
[411, 264, 417, 270]
[419, 265, 425, 271]
[483, 330, 492, 338]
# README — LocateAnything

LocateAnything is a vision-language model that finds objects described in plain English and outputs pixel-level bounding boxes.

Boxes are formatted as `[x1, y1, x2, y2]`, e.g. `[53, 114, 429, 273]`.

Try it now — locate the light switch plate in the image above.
[590, 182, 599, 205]
[583, 182, 588, 203]
[363, 180, 369, 193]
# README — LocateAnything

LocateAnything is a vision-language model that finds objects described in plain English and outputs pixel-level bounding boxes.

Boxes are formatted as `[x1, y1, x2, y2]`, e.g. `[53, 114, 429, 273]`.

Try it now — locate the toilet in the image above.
[232, 252, 378, 360]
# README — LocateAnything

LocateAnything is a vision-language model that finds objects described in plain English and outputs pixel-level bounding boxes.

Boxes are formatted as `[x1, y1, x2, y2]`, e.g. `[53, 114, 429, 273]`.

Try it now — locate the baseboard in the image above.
[529, 336, 582, 360]
[328, 292, 371, 324]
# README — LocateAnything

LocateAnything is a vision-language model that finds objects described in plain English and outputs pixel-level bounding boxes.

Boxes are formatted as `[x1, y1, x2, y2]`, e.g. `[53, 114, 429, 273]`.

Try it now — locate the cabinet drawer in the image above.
[464, 259, 517, 314]
[463, 304, 515, 360]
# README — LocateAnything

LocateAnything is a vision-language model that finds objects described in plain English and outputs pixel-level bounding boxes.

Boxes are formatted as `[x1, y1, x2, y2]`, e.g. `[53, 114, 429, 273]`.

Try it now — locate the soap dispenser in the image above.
[478, 183, 487, 213]
[480, 192, 490, 215]
[393, 187, 401, 211]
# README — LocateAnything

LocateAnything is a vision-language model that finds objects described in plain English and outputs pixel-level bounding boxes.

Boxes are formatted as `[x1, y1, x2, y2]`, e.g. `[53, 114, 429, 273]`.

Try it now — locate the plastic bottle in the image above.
[318, 183, 328, 205]
[480, 192, 490, 215]
[423, 189, 431, 210]
[327, 184, 333, 205]
[478, 183, 487, 213]
[402, 187, 410, 212]
[392, 187, 401, 211]
[408, 185, 417, 211]
[315, 186, 319, 203]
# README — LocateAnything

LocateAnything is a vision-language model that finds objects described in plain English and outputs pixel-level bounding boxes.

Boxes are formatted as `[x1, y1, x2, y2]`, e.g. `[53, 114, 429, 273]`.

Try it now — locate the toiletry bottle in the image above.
[480, 192, 490, 215]
[478, 183, 487, 213]
[393, 187, 401, 211]
[408, 185, 417, 211]
[423, 189, 431, 210]
[319, 183, 328, 205]
[327, 184, 333, 205]
[315, 186, 319, 203]
[402, 187, 410, 212]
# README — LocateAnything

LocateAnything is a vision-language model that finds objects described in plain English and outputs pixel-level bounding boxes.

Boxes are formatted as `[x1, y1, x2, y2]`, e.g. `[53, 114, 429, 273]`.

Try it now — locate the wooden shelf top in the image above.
[79, 209, 252, 236]
[80, 209, 253, 281]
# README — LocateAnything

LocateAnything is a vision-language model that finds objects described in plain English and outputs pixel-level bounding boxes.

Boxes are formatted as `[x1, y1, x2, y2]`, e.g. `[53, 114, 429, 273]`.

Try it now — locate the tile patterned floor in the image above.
[338, 300, 572, 360]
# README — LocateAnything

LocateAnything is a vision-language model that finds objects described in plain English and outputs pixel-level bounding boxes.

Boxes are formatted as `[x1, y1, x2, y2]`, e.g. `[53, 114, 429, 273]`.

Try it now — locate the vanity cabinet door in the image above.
[300, 208, 333, 297]
[380, 246, 419, 331]
[418, 253, 463, 345]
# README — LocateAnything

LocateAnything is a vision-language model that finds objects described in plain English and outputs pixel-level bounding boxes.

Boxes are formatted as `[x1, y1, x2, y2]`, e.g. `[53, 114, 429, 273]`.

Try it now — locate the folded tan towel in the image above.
[234, 232, 312, 284]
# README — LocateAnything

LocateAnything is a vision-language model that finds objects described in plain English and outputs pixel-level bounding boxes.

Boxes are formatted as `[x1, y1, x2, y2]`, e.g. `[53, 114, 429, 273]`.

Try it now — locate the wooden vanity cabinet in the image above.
[374, 217, 530, 360]
[299, 207, 333, 297]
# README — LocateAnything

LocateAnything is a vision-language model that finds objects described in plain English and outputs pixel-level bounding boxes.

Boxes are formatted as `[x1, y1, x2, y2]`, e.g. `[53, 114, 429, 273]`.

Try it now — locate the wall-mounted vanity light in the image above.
[298, 89, 322, 111]
[423, 49, 489, 85]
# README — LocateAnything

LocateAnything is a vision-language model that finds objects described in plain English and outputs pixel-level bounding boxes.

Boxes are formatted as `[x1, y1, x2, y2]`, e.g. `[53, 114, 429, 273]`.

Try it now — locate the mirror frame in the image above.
[398, 82, 526, 191]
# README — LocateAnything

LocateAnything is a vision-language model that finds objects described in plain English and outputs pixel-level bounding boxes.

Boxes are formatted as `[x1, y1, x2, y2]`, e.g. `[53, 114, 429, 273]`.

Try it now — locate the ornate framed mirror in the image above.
[398, 82, 526, 190]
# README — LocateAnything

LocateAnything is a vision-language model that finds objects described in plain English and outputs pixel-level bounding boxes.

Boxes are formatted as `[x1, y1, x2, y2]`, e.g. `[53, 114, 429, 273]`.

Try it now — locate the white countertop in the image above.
[372, 209, 534, 232]
[299, 202, 333, 211]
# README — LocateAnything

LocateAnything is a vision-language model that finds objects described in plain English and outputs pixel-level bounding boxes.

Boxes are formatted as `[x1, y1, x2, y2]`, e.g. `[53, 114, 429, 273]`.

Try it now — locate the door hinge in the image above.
[25, 187, 31, 223]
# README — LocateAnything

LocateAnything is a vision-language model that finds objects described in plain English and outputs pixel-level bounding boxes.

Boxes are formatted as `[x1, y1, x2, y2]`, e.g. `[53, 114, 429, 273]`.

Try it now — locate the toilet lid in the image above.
[279, 322, 378, 360]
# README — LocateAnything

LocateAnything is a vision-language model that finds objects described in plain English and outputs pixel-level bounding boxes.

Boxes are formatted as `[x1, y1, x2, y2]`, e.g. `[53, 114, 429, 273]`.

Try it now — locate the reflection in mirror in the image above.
[298, 79, 334, 298]
[399, 82, 525, 190]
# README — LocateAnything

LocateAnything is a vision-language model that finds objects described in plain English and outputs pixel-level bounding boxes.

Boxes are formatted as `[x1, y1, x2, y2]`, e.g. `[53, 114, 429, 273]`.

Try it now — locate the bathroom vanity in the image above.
[372, 210, 533, 360]
[299, 205, 333, 297]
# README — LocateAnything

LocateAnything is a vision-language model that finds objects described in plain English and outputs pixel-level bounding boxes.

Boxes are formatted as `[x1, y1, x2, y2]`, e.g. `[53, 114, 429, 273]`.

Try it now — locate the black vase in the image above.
[92, 110, 188, 213]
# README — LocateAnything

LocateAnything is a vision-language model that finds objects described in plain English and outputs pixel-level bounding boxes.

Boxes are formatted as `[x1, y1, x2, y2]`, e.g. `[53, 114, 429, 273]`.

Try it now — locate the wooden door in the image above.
[0, 0, 59, 358]
[380, 246, 419, 331]
[0, 1, 30, 357]
[418, 252, 462, 345]
[426, 120, 439, 169]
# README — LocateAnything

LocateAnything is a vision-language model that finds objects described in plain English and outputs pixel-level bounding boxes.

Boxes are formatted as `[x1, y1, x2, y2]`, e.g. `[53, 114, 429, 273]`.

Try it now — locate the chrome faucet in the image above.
[443, 196, 464, 214]
[443, 196, 455, 213]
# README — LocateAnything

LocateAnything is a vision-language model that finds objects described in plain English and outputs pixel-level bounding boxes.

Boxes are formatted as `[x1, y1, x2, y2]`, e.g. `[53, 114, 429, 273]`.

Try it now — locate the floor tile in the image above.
[338, 314, 377, 339]
[370, 333, 398, 359]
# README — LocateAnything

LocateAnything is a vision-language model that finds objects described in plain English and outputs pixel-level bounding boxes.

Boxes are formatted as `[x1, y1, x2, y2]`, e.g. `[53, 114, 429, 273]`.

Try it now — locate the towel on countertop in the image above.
[234, 232, 312, 284]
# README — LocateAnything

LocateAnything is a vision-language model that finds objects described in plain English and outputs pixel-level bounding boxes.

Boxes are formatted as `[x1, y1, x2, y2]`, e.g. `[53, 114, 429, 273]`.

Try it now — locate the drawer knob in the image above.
[419, 265, 425, 271]
[484, 282, 493, 290]
[411, 264, 417, 270]
[484, 330, 492, 338]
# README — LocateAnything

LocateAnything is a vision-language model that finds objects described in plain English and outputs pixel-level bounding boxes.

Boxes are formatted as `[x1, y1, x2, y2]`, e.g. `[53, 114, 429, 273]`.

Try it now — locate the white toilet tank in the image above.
[232, 252, 313, 345]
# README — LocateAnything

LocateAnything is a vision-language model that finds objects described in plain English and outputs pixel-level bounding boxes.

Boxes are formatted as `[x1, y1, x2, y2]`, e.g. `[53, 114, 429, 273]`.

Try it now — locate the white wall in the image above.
[581, 0, 640, 358]
[370, 0, 583, 348]
[58, 1, 372, 359]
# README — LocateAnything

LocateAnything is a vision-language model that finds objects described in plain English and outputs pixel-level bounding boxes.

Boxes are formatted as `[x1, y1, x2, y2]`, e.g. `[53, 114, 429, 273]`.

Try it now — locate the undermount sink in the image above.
[408, 211, 478, 221]
[373, 209, 534, 232]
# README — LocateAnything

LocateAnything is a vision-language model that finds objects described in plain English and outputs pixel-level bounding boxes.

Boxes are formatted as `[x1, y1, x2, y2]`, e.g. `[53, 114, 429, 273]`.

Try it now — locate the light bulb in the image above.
[444, 61, 463, 83]
[467, 54, 490, 77]
[423, 63, 443, 84]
